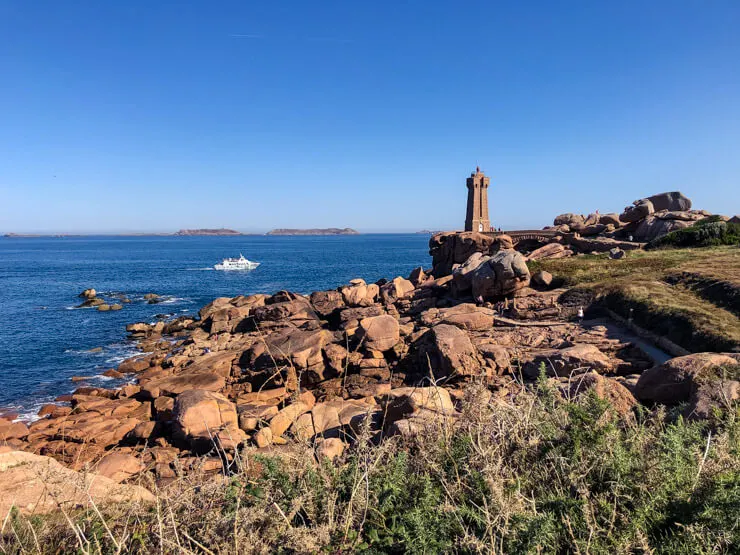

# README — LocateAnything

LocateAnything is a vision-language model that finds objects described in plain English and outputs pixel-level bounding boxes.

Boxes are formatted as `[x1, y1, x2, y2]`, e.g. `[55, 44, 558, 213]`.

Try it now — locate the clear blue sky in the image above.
[1, 1, 738, 233]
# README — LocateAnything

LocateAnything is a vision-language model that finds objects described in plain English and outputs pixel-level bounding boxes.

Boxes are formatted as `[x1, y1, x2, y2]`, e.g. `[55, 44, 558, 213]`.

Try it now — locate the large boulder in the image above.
[255, 328, 336, 382]
[250, 296, 319, 328]
[632, 211, 699, 242]
[379, 277, 415, 304]
[598, 213, 622, 227]
[0, 419, 29, 441]
[620, 199, 654, 223]
[522, 344, 614, 378]
[553, 213, 584, 227]
[577, 223, 607, 237]
[566, 372, 637, 417]
[207, 305, 252, 334]
[382, 386, 456, 424]
[470, 249, 530, 300]
[532, 270, 553, 287]
[358, 314, 400, 352]
[198, 297, 233, 320]
[416, 324, 482, 379]
[420, 304, 495, 331]
[634, 353, 740, 419]
[429, 232, 496, 277]
[451, 252, 488, 295]
[408, 267, 428, 286]
[94, 452, 145, 483]
[340, 279, 379, 307]
[646, 191, 692, 212]
[0, 449, 154, 515]
[526, 243, 572, 261]
[268, 393, 315, 438]
[310, 290, 345, 319]
[140, 371, 225, 398]
[173, 390, 244, 451]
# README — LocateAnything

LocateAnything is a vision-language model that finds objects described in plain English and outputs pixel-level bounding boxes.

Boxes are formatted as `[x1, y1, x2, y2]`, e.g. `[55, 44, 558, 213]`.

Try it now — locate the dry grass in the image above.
[2, 383, 739, 554]
[529, 246, 740, 351]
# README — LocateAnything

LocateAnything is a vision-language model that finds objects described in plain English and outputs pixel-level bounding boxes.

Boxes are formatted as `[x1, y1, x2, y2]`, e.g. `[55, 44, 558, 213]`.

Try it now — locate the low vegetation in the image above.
[529, 246, 740, 352]
[647, 216, 740, 250]
[3, 382, 739, 554]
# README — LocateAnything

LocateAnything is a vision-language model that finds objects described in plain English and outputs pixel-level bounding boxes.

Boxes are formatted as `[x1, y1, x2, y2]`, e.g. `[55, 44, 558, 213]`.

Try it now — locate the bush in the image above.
[3, 385, 739, 554]
[647, 216, 740, 250]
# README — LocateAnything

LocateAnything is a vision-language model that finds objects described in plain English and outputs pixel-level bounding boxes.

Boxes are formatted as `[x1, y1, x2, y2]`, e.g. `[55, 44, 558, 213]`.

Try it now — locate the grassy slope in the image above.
[529, 246, 740, 352]
[4, 386, 739, 554]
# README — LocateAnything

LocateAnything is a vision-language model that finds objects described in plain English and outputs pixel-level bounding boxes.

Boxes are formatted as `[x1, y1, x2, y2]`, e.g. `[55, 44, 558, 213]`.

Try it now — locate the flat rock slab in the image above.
[0, 449, 154, 515]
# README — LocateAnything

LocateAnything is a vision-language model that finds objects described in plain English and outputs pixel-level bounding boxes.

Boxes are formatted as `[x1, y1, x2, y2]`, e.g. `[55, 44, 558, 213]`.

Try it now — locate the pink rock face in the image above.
[94, 452, 145, 483]
[316, 438, 346, 460]
[358, 314, 400, 352]
[634, 353, 740, 406]
[527, 243, 569, 261]
[522, 344, 615, 378]
[429, 231, 497, 277]
[646, 191, 692, 212]
[416, 324, 483, 380]
[620, 199, 654, 223]
[173, 390, 241, 450]
[470, 250, 531, 300]
[554, 213, 585, 227]
[380, 277, 415, 304]
[0, 450, 154, 516]
[421, 304, 495, 332]
[566, 372, 637, 416]
[310, 290, 345, 318]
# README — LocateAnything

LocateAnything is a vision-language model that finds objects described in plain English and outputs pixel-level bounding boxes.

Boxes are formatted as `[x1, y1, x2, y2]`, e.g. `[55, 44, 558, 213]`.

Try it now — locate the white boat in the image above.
[214, 254, 260, 271]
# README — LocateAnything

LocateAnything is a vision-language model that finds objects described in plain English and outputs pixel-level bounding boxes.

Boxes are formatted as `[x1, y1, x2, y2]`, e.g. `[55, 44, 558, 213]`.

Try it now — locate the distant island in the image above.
[174, 229, 243, 236]
[3, 228, 359, 238]
[3, 233, 83, 238]
[266, 228, 359, 236]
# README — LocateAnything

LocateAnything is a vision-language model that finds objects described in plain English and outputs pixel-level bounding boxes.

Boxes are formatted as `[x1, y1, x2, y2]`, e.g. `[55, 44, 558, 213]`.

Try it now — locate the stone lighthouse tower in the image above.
[464, 166, 491, 232]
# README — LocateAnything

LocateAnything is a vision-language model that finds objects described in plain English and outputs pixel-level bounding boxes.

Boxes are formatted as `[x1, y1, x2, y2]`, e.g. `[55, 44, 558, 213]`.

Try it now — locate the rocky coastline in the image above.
[1, 191, 738, 518]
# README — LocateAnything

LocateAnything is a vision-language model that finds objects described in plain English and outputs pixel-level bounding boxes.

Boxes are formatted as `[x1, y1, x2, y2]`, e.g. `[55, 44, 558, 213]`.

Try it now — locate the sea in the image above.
[0, 234, 430, 419]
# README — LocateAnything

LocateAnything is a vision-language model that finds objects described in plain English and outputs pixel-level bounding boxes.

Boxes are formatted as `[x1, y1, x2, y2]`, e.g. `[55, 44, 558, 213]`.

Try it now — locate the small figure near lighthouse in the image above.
[464, 166, 491, 232]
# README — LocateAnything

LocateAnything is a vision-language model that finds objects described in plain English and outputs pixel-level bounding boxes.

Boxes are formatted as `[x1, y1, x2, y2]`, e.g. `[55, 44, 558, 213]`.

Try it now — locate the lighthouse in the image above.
[464, 166, 491, 232]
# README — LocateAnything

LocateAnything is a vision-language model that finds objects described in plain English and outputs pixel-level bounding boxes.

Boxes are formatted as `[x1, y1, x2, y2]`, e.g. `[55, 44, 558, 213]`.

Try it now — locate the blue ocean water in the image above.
[0, 234, 429, 418]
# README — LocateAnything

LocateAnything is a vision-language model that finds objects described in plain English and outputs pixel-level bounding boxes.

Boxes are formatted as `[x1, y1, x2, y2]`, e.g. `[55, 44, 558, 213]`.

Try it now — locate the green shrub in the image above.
[647, 217, 740, 249]
[3, 386, 739, 554]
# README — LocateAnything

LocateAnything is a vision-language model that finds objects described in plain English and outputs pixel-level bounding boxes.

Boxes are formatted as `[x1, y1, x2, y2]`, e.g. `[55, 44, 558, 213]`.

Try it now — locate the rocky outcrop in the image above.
[449, 237, 530, 301]
[646, 191, 692, 212]
[358, 315, 400, 352]
[0, 448, 153, 516]
[8, 239, 735, 490]
[631, 210, 708, 242]
[565, 372, 637, 416]
[415, 324, 483, 380]
[521, 344, 614, 378]
[173, 390, 245, 452]
[621, 199, 654, 223]
[526, 243, 573, 261]
[94, 452, 145, 483]
[470, 249, 530, 299]
[420, 304, 495, 331]
[429, 232, 496, 277]
[634, 353, 740, 420]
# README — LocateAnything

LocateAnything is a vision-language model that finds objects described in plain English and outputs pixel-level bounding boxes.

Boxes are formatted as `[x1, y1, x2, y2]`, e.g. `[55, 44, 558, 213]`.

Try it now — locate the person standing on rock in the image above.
[577, 306, 584, 323]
